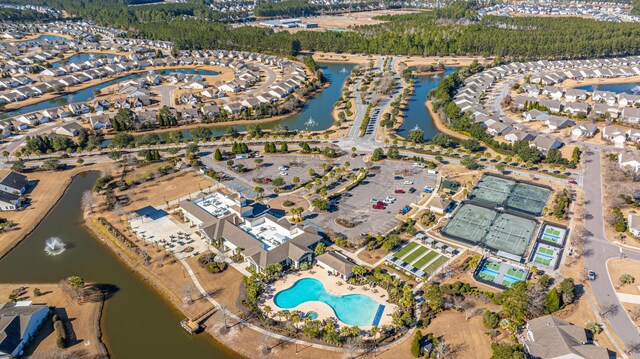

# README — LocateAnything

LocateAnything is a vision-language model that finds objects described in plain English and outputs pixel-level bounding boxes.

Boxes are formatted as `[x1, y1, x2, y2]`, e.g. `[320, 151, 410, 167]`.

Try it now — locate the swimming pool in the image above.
[274, 278, 381, 326]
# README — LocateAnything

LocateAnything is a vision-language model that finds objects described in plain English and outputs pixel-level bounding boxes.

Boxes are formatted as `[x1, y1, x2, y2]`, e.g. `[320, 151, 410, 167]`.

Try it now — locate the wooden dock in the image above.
[181, 305, 217, 334]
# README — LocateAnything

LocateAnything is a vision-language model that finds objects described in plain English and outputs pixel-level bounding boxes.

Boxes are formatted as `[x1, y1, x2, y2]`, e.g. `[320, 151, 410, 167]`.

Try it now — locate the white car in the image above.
[412, 162, 424, 168]
[370, 198, 379, 204]
[385, 196, 396, 202]
[383, 198, 394, 204]
[278, 166, 289, 171]
[279, 172, 288, 176]
[404, 180, 413, 185]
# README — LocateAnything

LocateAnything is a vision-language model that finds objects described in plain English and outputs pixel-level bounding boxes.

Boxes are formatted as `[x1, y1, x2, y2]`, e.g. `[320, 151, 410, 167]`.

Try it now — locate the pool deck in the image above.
[261, 268, 397, 330]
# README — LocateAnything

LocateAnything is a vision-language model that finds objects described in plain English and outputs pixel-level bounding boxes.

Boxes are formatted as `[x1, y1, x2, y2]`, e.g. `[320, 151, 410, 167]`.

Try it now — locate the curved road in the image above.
[584, 149, 640, 357]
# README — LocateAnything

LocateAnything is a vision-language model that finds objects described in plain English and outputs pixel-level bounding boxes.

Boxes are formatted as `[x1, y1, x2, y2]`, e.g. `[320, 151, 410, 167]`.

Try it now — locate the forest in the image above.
[3, 0, 640, 60]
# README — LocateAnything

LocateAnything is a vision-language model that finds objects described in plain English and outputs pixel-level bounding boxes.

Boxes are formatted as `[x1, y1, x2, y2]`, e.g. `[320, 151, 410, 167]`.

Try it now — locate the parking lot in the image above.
[316, 160, 436, 240]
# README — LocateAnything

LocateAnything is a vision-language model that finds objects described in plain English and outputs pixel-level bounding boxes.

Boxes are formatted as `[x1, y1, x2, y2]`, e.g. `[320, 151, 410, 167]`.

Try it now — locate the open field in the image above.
[607, 258, 640, 296]
[0, 283, 106, 358]
[260, 9, 422, 33]
[0, 164, 113, 259]
[562, 74, 640, 89]
[424, 310, 493, 358]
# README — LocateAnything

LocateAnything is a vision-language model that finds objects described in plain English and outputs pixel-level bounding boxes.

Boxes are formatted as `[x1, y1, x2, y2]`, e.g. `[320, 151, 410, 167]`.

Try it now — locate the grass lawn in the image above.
[424, 256, 449, 276]
[123, 161, 169, 184]
[393, 242, 418, 259]
[403, 246, 428, 264]
[413, 251, 438, 270]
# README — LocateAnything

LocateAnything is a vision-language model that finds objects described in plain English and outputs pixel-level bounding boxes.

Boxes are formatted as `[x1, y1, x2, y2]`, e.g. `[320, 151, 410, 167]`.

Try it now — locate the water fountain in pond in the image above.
[305, 116, 318, 128]
[432, 73, 441, 79]
[340, 67, 348, 74]
[632, 85, 640, 94]
[44, 237, 66, 256]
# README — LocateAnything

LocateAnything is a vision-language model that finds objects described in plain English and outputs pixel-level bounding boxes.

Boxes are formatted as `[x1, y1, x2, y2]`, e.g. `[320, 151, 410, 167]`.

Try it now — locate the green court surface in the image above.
[538, 247, 554, 256]
[485, 261, 502, 272]
[477, 271, 496, 282]
[534, 256, 552, 266]
[403, 246, 428, 264]
[413, 251, 439, 269]
[507, 268, 524, 279]
[393, 242, 418, 259]
[423, 256, 449, 276]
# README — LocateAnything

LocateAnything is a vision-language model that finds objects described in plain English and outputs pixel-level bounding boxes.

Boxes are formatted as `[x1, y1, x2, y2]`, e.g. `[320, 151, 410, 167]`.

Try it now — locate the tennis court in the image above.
[423, 256, 449, 276]
[505, 183, 551, 216]
[538, 224, 567, 247]
[393, 242, 418, 259]
[468, 175, 515, 207]
[441, 204, 496, 244]
[475, 258, 527, 288]
[413, 251, 439, 269]
[531, 243, 561, 269]
[403, 246, 428, 264]
[484, 214, 537, 256]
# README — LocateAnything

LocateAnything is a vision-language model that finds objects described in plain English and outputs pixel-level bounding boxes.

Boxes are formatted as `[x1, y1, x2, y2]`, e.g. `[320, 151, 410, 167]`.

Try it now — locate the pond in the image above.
[0, 172, 242, 359]
[577, 82, 640, 94]
[396, 68, 455, 141]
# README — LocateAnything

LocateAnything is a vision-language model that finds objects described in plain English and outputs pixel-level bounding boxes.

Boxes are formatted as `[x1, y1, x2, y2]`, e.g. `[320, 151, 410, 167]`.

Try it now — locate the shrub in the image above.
[410, 330, 423, 357]
[53, 319, 68, 348]
[483, 310, 500, 329]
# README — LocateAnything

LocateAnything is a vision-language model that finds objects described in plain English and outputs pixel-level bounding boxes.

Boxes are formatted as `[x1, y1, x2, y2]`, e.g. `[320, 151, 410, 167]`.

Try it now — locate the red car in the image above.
[394, 189, 406, 194]
[372, 202, 386, 209]
[263, 178, 272, 183]
[568, 180, 577, 185]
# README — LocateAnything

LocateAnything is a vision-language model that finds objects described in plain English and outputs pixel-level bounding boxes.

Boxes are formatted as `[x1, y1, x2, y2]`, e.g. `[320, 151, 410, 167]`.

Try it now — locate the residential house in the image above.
[629, 214, 640, 237]
[87, 114, 112, 130]
[619, 152, 640, 172]
[524, 315, 609, 359]
[622, 107, 640, 124]
[55, 122, 84, 137]
[523, 109, 550, 122]
[504, 130, 535, 143]
[564, 88, 588, 102]
[0, 301, 49, 357]
[531, 136, 563, 152]
[546, 115, 575, 131]
[563, 102, 589, 115]
[428, 197, 453, 215]
[571, 123, 598, 138]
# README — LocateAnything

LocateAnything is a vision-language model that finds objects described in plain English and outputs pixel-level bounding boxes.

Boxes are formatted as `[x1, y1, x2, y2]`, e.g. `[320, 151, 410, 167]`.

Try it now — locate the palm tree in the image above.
[620, 273, 635, 287]
[370, 326, 379, 340]
[263, 305, 272, 318]
[254, 186, 264, 200]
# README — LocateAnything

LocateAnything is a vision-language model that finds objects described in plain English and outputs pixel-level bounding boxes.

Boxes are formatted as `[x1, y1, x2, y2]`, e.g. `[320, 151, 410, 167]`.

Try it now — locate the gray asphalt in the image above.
[583, 149, 640, 357]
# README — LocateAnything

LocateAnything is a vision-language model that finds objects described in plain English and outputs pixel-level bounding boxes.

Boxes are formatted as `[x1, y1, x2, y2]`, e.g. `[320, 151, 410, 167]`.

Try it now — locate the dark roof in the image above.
[316, 251, 355, 276]
[0, 171, 27, 192]
[525, 315, 608, 359]
[0, 191, 20, 205]
[0, 302, 48, 355]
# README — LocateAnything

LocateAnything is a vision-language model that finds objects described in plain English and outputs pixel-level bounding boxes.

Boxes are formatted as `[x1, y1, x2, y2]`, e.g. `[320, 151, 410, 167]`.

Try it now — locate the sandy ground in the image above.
[258, 9, 423, 33]
[0, 283, 106, 358]
[399, 55, 489, 68]
[0, 32, 74, 44]
[0, 163, 113, 259]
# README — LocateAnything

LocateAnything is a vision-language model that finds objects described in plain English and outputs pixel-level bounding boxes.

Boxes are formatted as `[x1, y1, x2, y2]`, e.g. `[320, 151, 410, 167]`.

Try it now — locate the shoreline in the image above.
[0, 165, 111, 260]
[425, 99, 469, 141]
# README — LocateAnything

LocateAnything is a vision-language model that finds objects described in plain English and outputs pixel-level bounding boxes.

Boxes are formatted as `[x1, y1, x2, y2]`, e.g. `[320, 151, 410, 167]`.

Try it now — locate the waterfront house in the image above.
[0, 301, 49, 357]
[629, 214, 640, 237]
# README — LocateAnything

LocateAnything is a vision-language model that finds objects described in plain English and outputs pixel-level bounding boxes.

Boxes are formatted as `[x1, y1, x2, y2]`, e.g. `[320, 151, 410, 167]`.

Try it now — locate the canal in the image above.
[577, 82, 640, 94]
[396, 68, 454, 141]
[0, 172, 242, 359]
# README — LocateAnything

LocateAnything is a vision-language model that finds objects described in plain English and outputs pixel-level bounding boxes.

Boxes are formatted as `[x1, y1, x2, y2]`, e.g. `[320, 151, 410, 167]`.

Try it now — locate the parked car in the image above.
[263, 177, 272, 183]
[394, 175, 404, 180]
[373, 202, 386, 209]
[423, 187, 433, 193]
[588, 270, 596, 281]
[279, 172, 288, 176]
[394, 189, 406, 194]
[370, 198, 379, 204]
[385, 196, 396, 202]
[404, 180, 413, 185]
[568, 179, 578, 185]
[278, 166, 289, 171]
[399, 206, 411, 215]
[408, 187, 416, 193]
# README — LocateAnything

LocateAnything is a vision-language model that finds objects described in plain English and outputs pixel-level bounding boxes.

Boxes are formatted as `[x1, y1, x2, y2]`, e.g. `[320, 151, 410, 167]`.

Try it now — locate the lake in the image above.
[0, 172, 242, 359]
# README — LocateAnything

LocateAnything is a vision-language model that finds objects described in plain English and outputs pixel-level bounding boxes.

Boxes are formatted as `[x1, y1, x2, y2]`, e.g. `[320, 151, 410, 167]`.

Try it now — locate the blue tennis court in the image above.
[372, 304, 385, 326]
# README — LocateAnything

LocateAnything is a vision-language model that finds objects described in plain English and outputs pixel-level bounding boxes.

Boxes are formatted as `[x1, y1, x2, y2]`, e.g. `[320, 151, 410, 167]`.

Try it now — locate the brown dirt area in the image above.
[423, 310, 493, 358]
[266, 194, 310, 214]
[0, 163, 113, 259]
[607, 258, 640, 296]
[262, 9, 423, 33]
[0, 283, 106, 358]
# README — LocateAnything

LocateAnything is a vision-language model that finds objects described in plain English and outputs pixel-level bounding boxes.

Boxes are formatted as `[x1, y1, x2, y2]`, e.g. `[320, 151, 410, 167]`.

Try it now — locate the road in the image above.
[583, 149, 640, 357]
[156, 85, 177, 107]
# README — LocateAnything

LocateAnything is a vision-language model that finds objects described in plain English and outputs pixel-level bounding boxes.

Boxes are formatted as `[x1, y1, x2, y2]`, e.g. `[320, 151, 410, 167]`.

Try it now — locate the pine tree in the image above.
[545, 288, 561, 313]
[214, 148, 223, 161]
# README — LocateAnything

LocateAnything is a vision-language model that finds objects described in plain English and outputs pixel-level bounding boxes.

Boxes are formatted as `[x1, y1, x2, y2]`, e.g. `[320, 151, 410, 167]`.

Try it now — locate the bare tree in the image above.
[601, 303, 620, 317]
[527, 282, 547, 318]
[182, 284, 195, 305]
[628, 341, 640, 354]
[344, 337, 361, 359]
[81, 190, 96, 213]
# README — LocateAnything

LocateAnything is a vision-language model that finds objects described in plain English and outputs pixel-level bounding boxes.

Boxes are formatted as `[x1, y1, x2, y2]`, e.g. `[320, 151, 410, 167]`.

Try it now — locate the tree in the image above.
[67, 276, 85, 288]
[410, 330, 423, 357]
[42, 158, 61, 171]
[431, 133, 455, 148]
[371, 148, 384, 161]
[10, 159, 25, 172]
[559, 278, 575, 305]
[490, 343, 525, 359]
[81, 190, 95, 213]
[483, 310, 500, 329]
[620, 273, 635, 287]
[495, 163, 506, 173]
[254, 186, 264, 199]
[584, 320, 602, 334]
[314, 242, 326, 256]
[461, 157, 478, 169]
[2, 151, 9, 161]
[407, 128, 425, 144]
[545, 288, 561, 313]
[462, 138, 481, 152]
[214, 148, 223, 161]
[352, 265, 367, 282]
[272, 177, 285, 188]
